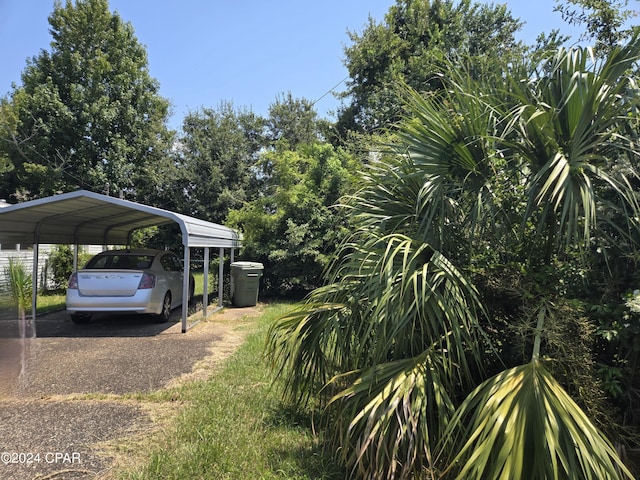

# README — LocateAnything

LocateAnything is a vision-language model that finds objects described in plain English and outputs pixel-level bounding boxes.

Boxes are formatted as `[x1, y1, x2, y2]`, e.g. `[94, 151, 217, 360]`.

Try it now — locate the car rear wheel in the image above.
[70, 313, 92, 324]
[155, 292, 172, 323]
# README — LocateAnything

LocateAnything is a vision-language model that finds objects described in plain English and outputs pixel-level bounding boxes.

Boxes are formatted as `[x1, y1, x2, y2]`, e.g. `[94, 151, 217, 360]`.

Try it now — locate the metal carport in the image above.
[0, 189, 242, 332]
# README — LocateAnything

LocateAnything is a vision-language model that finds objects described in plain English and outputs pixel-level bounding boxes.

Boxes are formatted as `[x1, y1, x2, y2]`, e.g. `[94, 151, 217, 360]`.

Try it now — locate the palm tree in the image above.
[267, 32, 640, 479]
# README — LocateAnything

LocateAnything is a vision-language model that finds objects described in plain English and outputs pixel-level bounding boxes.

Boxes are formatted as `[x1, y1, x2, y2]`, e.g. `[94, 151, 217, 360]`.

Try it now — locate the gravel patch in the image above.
[0, 399, 146, 480]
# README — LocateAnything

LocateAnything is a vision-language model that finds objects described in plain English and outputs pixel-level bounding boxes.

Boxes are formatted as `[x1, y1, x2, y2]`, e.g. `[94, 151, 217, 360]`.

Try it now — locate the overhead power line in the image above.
[312, 75, 349, 107]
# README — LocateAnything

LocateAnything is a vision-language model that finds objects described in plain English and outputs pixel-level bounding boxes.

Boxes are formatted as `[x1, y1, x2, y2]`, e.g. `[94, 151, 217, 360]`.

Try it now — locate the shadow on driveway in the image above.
[30, 310, 182, 338]
[0, 298, 239, 399]
[0, 294, 212, 339]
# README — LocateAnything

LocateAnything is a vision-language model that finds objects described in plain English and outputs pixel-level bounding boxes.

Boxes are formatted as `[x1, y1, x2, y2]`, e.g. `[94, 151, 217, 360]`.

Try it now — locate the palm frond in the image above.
[338, 232, 488, 381]
[441, 360, 634, 480]
[515, 33, 640, 253]
[392, 82, 512, 253]
[266, 300, 350, 405]
[266, 231, 489, 406]
[329, 351, 453, 480]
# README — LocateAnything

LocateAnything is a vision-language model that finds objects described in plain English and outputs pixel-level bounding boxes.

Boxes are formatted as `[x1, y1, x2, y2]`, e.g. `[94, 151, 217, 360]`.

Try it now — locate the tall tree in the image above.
[177, 102, 265, 224]
[554, 0, 636, 48]
[228, 142, 359, 297]
[0, 99, 17, 196]
[266, 92, 321, 148]
[337, 0, 524, 133]
[0, 0, 171, 201]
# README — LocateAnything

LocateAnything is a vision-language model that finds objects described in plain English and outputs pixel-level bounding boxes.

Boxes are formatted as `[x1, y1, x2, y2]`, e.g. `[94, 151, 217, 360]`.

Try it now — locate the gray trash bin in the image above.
[230, 261, 264, 307]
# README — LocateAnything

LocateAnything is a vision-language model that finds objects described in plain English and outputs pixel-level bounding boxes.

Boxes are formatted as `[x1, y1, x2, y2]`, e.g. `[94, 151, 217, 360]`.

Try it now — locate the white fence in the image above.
[0, 245, 54, 292]
[0, 245, 103, 292]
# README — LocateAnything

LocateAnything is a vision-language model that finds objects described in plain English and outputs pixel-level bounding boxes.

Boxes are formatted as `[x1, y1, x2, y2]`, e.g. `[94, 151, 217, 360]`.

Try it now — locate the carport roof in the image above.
[0, 190, 242, 248]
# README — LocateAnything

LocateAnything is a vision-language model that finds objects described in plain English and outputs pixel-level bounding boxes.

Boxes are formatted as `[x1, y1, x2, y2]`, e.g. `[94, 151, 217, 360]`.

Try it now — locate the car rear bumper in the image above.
[66, 290, 161, 315]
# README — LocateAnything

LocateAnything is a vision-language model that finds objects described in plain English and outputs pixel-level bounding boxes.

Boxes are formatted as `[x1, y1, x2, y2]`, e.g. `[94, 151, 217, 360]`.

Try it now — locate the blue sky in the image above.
[0, 1, 587, 129]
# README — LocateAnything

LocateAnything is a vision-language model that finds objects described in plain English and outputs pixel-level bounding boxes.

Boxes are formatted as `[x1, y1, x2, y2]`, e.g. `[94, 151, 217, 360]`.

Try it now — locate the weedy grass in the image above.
[119, 302, 343, 480]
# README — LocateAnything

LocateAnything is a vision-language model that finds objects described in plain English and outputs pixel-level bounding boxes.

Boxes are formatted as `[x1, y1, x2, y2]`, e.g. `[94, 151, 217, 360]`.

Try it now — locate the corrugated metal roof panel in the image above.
[0, 190, 242, 248]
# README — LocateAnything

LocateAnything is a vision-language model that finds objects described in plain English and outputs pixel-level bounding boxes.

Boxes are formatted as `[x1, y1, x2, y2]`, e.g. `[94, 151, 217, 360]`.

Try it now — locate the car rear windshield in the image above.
[85, 254, 155, 270]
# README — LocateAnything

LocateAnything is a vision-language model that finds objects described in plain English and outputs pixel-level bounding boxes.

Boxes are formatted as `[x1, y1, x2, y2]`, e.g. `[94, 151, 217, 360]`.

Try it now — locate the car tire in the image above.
[70, 313, 92, 324]
[155, 292, 172, 323]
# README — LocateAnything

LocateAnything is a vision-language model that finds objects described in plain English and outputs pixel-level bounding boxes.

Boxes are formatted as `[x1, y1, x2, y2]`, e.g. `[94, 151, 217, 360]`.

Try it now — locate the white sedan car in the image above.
[66, 249, 194, 324]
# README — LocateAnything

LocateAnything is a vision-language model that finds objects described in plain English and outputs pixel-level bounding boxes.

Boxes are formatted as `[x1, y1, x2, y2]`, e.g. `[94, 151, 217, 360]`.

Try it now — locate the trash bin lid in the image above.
[231, 261, 264, 270]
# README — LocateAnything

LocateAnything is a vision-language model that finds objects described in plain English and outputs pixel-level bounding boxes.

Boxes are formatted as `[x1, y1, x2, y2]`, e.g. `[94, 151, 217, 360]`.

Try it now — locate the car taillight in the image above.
[138, 272, 156, 289]
[68, 272, 78, 289]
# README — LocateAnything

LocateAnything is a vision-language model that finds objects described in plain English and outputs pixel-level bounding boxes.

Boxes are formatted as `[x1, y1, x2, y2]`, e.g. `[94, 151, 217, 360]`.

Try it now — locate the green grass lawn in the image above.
[36, 291, 67, 313]
[0, 291, 66, 315]
[119, 303, 343, 480]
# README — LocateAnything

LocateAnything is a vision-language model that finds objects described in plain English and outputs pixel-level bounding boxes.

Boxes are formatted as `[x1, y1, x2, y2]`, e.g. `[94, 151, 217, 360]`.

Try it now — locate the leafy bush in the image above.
[228, 143, 359, 297]
[44, 245, 92, 290]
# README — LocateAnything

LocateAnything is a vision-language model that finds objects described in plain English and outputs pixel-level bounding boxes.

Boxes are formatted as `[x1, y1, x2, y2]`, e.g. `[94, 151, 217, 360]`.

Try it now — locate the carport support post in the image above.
[31, 243, 39, 322]
[218, 247, 224, 307]
[229, 248, 235, 300]
[72, 244, 79, 271]
[203, 247, 210, 320]
[181, 247, 190, 333]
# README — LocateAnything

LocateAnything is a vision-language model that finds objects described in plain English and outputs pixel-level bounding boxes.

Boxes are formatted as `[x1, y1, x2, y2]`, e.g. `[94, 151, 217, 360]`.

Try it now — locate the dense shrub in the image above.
[44, 245, 92, 291]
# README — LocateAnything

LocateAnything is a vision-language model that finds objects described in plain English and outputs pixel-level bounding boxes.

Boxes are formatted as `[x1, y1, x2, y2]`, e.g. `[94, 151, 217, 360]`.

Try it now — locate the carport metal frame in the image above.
[0, 190, 242, 332]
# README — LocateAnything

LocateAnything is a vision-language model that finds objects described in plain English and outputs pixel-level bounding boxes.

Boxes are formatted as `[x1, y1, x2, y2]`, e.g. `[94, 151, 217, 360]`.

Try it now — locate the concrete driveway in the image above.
[0, 304, 261, 479]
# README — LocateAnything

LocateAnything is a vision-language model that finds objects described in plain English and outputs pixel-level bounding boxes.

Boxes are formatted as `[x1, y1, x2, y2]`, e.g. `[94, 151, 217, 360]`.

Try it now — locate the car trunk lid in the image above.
[76, 270, 143, 296]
